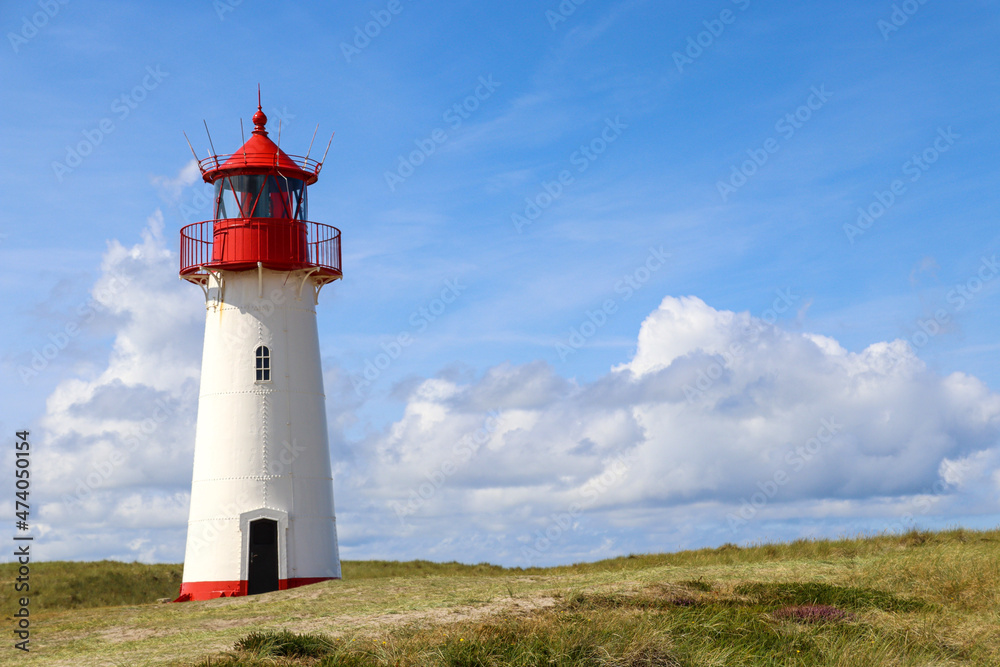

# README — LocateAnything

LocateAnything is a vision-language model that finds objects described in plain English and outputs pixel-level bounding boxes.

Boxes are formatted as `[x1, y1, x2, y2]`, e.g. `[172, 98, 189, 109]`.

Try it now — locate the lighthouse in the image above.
[175, 100, 342, 601]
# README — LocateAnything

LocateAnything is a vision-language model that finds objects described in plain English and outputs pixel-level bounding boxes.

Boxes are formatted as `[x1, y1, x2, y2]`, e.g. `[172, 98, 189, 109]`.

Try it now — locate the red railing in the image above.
[306, 220, 342, 272]
[179, 219, 341, 279]
[198, 153, 322, 176]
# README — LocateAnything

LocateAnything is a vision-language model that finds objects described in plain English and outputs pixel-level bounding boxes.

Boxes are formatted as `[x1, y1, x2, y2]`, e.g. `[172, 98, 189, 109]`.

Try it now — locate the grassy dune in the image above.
[1, 528, 998, 666]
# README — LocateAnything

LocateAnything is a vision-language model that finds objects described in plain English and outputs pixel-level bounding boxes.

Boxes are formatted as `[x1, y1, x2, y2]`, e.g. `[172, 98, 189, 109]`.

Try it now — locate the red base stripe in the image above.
[174, 577, 338, 602]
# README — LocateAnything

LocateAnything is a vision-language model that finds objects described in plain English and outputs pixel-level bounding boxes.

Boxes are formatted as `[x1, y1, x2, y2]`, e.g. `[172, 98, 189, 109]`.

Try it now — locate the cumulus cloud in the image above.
[34, 211, 201, 563]
[343, 296, 1000, 564]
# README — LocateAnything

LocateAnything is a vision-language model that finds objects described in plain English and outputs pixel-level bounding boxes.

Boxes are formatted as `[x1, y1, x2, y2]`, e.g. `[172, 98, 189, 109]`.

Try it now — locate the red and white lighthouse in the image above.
[175, 100, 342, 601]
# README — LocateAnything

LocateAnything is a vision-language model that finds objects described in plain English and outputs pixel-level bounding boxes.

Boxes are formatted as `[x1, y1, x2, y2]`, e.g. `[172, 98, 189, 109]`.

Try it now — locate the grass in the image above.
[188, 595, 966, 666]
[0, 559, 506, 616]
[1, 527, 998, 665]
[731, 581, 928, 611]
[0, 560, 183, 614]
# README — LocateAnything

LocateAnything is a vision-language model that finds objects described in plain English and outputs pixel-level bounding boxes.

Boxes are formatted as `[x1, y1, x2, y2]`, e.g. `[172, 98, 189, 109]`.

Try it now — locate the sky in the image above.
[1, 0, 999, 567]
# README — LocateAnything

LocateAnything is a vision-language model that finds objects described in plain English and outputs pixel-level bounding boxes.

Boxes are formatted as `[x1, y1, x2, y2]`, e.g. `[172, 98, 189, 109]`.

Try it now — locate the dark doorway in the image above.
[247, 519, 279, 595]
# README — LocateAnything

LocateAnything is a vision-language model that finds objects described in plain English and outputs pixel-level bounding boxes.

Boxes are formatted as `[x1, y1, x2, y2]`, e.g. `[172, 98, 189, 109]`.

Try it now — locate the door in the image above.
[247, 519, 279, 595]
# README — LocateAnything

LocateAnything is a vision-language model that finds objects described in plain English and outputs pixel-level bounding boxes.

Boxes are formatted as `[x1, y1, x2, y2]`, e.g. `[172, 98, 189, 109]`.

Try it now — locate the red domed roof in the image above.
[199, 104, 322, 184]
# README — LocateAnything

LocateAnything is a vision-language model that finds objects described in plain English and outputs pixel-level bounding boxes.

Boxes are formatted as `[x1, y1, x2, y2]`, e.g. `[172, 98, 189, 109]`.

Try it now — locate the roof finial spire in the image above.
[252, 85, 268, 136]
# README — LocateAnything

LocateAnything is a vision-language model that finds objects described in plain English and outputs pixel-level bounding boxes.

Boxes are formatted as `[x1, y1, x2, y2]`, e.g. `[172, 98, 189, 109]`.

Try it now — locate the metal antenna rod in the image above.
[303, 123, 319, 168]
[203, 120, 219, 168]
[318, 131, 335, 172]
[182, 131, 201, 163]
[240, 118, 247, 163]
[275, 119, 283, 170]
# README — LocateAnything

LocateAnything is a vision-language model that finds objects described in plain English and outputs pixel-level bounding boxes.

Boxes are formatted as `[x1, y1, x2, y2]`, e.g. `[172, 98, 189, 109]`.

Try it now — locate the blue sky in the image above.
[2, 0, 1000, 566]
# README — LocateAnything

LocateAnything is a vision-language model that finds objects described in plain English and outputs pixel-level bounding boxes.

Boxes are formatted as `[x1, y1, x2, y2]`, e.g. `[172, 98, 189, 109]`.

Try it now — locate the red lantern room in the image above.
[179, 102, 342, 286]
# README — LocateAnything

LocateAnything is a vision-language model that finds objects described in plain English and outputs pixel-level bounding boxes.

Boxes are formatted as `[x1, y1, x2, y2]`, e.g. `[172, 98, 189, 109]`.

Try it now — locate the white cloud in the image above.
[33, 211, 201, 562]
[340, 295, 1000, 564]
[150, 159, 201, 202]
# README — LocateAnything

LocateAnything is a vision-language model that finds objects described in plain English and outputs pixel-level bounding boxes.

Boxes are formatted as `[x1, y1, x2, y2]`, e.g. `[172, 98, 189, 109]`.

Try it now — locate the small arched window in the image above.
[255, 345, 271, 382]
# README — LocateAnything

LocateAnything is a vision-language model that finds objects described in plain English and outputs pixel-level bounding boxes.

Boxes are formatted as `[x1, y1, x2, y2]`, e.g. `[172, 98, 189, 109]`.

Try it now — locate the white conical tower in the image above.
[176, 101, 342, 601]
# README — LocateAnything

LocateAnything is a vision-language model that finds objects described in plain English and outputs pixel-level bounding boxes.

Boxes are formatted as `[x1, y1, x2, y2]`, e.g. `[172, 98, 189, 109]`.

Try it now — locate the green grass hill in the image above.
[1, 528, 998, 666]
